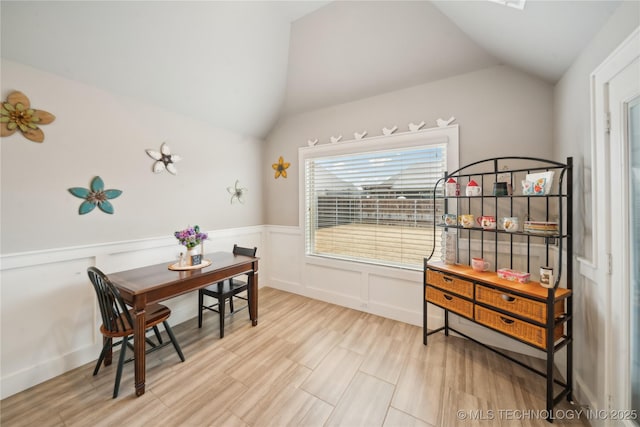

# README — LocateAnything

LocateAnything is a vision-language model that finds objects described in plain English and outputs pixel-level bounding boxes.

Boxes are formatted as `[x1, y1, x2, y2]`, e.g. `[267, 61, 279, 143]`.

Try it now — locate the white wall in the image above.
[265, 64, 555, 226]
[553, 1, 639, 422]
[1, 60, 265, 254]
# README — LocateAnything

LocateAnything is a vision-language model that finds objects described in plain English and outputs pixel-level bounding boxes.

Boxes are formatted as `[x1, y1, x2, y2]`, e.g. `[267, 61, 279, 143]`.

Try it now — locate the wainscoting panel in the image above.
[265, 226, 422, 323]
[305, 262, 364, 306]
[263, 226, 303, 293]
[1, 257, 96, 380]
[368, 271, 423, 325]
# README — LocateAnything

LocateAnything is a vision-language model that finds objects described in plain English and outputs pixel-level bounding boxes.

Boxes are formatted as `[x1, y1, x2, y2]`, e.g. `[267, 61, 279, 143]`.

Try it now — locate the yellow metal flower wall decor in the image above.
[1, 91, 55, 143]
[272, 156, 290, 179]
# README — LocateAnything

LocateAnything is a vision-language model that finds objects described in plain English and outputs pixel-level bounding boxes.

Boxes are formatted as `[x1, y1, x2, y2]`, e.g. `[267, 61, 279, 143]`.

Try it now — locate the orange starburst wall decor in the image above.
[272, 156, 290, 179]
[1, 91, 55, 143]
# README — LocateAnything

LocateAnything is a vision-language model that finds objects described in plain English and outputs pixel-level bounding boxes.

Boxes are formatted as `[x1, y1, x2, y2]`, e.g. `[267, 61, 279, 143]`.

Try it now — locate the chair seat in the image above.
[99, 303, 171, 338]
[201, 279, 248, 299]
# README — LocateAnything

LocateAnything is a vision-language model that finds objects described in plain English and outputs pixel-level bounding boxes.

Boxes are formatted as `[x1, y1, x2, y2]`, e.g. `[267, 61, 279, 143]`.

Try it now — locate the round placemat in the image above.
[168, 259, 212, 271]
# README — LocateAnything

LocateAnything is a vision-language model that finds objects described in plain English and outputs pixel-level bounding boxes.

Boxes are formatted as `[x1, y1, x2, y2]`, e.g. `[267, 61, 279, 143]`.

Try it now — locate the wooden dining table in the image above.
[107, 251, 259, 396]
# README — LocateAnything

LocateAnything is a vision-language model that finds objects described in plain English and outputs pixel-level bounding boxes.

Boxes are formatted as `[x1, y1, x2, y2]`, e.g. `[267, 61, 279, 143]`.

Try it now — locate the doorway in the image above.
[594, 28, 640, 427]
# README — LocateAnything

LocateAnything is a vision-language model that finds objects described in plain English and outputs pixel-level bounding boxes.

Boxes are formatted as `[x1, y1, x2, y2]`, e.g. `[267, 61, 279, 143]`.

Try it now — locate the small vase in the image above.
[442, 230, 457, 265]
[187, 245, 202, 266]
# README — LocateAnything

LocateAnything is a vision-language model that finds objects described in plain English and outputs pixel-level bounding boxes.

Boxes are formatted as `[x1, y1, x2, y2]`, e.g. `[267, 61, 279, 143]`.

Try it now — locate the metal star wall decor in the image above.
[68, 176, 122, 215]
[227, 180, 248, 204]
[272, 156, 290, 179]
[146, 142, 181, 174]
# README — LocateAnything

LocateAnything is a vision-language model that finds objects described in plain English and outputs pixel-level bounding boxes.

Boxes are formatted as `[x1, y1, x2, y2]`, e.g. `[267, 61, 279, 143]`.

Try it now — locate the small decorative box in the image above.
[524, 220, 558, 235]
[497, 268, 531, 284]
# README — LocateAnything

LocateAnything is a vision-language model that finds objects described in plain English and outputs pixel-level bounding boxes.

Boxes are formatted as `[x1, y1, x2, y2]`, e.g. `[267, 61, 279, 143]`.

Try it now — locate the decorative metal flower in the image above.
[272, 156, 290, 179]
[227, 180, 248, 204]
[68, 176, 122, 215]
[0, 91, 55, 143]
[146, 142, 181, 175]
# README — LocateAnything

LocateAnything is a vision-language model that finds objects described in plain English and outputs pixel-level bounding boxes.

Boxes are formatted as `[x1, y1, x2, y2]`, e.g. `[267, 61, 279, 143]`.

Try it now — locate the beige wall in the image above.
[553, 0, 639, 420]
[554, 1, 640, 261]
[0, 60, 265, 253]
[265, 64, 554, 226]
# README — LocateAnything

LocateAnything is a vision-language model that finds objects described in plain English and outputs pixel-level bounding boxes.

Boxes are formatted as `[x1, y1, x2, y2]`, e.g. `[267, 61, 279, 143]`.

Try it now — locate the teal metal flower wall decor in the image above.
[68, 176, 122, 215]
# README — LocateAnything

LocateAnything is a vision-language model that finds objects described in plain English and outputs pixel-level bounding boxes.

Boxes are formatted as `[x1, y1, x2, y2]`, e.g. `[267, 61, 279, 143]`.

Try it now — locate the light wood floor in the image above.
[1, 287, 587, 427]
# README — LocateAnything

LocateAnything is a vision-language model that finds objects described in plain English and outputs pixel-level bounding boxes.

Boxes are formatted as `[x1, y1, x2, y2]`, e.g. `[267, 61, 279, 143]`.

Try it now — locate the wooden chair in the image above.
[198, 244, 257, 338]
[87, 266, 185, 398]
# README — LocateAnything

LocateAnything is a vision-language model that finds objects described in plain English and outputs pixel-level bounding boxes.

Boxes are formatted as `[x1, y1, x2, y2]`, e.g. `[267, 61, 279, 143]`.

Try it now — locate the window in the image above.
[301, 127, 458, 269]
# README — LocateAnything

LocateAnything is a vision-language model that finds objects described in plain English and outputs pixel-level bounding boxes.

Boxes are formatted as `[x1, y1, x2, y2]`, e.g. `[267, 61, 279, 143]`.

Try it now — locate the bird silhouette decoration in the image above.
[436, 117, 456, 127]
[382, 126, 398, 136]
[354, 131, 367, 140]
[408, 121, 426, 132]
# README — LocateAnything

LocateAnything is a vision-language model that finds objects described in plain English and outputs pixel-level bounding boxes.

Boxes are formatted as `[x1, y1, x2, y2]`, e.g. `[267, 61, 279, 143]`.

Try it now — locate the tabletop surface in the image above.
[108, 251, 259, 295]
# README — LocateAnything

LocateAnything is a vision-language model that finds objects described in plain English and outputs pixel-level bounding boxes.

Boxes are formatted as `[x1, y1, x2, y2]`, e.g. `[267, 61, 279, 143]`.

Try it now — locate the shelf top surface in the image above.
[426, 261, 571, 300]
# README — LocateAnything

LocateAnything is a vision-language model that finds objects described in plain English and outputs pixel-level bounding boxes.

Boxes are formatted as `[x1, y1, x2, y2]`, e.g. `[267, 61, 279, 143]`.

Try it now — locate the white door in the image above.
[606, 30, 640, 427]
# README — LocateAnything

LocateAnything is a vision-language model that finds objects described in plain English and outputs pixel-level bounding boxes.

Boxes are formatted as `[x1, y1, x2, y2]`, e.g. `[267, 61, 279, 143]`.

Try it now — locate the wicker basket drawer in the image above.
[474, 306, 563, 349]
[426, 286, 473, 319]
[476, 285, 565, 323]
[427, 270, 473, 299]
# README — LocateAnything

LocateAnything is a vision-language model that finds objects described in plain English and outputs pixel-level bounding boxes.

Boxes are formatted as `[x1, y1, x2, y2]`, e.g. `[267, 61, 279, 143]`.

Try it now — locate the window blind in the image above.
[304, 144, 446, 269]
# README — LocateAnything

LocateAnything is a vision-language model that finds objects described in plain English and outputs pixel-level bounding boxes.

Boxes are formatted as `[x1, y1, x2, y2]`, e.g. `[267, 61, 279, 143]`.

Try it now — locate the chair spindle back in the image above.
[233, 244, 257, 257]
[87, 267, 133, 334]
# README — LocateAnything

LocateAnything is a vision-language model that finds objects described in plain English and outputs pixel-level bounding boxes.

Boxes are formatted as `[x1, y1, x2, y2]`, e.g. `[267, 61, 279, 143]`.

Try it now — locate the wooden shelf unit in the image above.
[423, 157, 573, 422]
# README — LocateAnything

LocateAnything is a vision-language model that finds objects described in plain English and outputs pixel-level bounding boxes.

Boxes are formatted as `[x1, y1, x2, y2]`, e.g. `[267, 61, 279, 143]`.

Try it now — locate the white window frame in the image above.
[298, 125, 459, 270]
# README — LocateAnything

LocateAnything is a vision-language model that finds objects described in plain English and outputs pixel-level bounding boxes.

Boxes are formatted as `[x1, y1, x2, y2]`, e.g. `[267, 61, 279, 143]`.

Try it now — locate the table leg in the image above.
[133, 305, 147, 396]
[249, 270, 258, 326]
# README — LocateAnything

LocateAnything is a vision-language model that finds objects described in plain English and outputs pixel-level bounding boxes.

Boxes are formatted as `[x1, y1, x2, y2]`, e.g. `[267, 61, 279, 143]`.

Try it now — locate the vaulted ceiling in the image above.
[282, 0, 621, 115]
[0, 1, 621, 139]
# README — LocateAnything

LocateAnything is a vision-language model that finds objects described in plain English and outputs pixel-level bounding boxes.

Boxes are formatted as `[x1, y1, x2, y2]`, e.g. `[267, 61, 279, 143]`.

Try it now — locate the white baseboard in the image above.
[1, 344, 101, 399]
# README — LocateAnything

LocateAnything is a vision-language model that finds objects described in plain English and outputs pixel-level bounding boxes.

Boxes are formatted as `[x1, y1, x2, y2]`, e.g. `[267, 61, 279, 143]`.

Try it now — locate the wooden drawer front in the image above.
[426, 286, 473, 319]
[474, 306, 563, 349]
[427, 270, 473, 299]
[476, 285, 565, 323]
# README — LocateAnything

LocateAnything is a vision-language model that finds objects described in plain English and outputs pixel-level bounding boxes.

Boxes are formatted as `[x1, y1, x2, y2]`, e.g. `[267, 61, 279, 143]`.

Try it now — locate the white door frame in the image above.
[591, 27, 640, 427]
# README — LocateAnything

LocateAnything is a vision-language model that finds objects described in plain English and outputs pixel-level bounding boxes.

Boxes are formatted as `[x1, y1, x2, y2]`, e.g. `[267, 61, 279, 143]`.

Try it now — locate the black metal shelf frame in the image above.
[423, 156, 573, 423]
